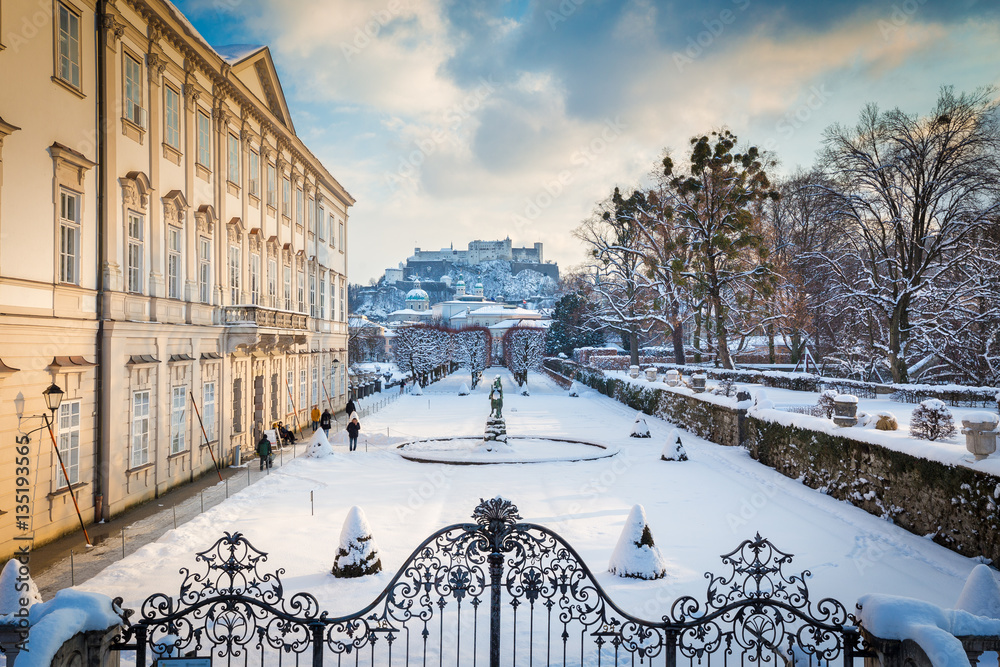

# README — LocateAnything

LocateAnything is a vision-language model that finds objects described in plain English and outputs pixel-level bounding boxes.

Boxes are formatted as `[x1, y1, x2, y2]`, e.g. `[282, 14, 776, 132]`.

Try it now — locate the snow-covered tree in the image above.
[452, 326, 491, 388]
[909, 399, 956, 441]
[813, 88, 1000, 383]
[575, 189, 653, 366]
[545, 292, 604, 357]
[331, 506, 382, 578]
[458, 382, 470, 396]
[816, 389, 838, 419]
[393, 325, 450, 385]
[608, 505, 668, 580]
[503, 327, 546, 386]
[0, 558, 41, 614]
[631, 413, 651, 438]
[661, 429, 689, 461]
[568, 381, 582, 397]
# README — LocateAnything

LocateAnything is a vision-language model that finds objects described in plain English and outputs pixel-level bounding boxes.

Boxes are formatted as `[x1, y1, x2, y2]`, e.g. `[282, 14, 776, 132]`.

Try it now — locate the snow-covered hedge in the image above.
[745, 415, 1000, 565]
[545, 359, 742, 446]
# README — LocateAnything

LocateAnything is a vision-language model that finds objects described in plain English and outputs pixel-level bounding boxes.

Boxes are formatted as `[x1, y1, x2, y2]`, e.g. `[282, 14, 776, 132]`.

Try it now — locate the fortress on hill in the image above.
[385, 237, 558, 284]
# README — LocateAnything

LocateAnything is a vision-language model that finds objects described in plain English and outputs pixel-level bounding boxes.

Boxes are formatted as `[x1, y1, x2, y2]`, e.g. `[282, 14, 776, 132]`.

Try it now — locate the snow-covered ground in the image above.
[80, 368, 989, 631]
[606, 370, 1000, 475]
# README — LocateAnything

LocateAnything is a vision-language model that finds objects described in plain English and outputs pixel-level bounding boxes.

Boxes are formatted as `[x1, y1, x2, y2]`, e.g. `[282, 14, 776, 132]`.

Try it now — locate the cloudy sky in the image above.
[174, 0, 1000, 283]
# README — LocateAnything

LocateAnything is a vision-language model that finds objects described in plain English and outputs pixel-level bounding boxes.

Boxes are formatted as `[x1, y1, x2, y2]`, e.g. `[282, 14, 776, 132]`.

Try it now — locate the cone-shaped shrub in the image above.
[955, 564, 1000, 619]
[332, 506, 382, 578]
[661, 429, 688, 461]
[305, 428, 335, 458]
[631, 413, 651, 438]
[608, 505, 667, 580]
[0, 558, 41, 614]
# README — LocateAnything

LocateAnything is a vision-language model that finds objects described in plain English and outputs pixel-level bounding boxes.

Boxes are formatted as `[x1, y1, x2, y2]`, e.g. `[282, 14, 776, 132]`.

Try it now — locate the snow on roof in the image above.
[216, 44, 267, 64]
[488, 319, 551, 330]
[389, 308, 431, 316]
[468, 305, 538, 316]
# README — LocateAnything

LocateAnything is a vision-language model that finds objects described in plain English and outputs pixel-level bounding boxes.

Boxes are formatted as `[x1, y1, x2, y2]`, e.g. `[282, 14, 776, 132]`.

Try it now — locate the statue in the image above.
[489, 375, 503, 419]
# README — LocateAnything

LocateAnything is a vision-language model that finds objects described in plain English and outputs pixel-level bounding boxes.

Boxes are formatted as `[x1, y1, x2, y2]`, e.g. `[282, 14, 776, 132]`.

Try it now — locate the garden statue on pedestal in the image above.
[484, 375, 508, 450]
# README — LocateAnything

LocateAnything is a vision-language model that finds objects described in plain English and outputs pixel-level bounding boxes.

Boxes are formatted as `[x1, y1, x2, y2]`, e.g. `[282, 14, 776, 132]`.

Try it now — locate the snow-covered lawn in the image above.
[81, 368, 986, 626]
[606, 370, 1000, 475]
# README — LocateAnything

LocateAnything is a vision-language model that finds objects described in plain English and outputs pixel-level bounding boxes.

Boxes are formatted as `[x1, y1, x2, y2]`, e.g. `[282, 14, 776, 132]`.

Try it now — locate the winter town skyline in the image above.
[171, 0, 999, 283]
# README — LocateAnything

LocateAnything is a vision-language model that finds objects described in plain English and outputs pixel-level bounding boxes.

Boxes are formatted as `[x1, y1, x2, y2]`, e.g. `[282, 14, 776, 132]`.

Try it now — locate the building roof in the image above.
[468, 305, 539, 317]
[405, 288, 429, 301]
[488, 319, 552, 331]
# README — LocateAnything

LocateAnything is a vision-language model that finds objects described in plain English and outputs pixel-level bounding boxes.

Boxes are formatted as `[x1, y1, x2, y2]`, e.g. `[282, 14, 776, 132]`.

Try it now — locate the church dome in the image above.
[406, 288, 429, 301]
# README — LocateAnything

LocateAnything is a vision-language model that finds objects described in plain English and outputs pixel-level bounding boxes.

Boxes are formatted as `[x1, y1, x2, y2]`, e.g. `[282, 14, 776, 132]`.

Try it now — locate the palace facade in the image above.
[0, 0, 353, 558]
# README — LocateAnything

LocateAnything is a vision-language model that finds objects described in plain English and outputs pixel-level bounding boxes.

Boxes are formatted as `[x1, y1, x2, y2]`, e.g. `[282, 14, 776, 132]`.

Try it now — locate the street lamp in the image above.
[16, 382, 91, 546]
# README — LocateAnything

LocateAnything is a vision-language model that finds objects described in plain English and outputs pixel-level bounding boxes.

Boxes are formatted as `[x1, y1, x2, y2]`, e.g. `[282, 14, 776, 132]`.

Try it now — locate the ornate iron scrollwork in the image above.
[113, 501, 869, 666]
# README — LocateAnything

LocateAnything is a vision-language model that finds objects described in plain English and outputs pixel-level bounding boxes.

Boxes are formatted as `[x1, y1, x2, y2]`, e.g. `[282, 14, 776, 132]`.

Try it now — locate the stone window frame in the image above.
[53, 0, 84, 96]
[161, 190, 188, 301]
[58, 188, 82, 285]
[195, 204, 216, 304]
[130, 388, 151, 470]
[169, 385, 187, 455]
[249, 149, 260, 199]
[196, 108, 212, 169]
[227, 132, 240, 186]
[50, 143, 94, 287]
[201, 379, 217, 443]
[281, 174, 292, 219]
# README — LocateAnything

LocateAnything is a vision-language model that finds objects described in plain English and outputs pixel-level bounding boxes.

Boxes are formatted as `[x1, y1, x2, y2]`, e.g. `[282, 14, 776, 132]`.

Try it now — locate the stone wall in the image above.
[545, 358, 1000, 565]
[744, 415, 1000, 565]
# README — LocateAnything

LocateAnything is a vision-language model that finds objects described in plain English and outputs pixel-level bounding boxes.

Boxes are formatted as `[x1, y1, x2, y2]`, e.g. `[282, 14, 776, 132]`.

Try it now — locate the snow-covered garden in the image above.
[50, 368, 996, 662]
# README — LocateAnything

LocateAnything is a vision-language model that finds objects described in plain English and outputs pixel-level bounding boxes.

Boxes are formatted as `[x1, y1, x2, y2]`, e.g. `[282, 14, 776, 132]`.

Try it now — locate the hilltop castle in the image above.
[384, 237, 557, 284]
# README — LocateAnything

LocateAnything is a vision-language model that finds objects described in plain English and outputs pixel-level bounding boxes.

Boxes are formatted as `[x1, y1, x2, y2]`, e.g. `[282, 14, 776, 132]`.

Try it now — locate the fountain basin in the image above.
[397, 436, 618, 465]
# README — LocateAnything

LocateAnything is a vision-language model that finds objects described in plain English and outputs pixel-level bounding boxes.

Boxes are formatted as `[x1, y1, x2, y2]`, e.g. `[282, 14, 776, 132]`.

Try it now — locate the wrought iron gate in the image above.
[111, 498, 872, 666]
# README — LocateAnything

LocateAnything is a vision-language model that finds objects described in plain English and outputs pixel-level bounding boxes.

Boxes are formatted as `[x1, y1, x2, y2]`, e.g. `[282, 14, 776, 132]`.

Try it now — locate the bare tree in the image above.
[815, 87, 1000, 382]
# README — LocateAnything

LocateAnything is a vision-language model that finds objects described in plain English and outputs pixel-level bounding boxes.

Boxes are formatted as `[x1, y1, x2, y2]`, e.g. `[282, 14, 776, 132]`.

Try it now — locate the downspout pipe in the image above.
[94, 0, 108, 521]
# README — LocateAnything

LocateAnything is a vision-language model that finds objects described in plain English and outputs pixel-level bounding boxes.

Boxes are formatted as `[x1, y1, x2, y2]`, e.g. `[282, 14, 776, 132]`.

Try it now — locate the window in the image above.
[319, 273, 326, 320]
[318, 206, 326, 240]
[297, 268, 305, 312]
[332, 280, 338, 322]
[197, 111, 211, 166]
[283, 264, 292, 310]
[249, 151, 260, 196]
[328, 213, 335, 246]
[56, 3, 81, 89]
[250, 253, 260, 305]
[311, 366, 319, 408]
[307, 198, 315, 233]
[229, 244, 241, 304]
[131, 390, 150, 468]
[233, 377, 243, 433]
[309, 272, 316, 318]
[170, 387, 186, 455]
[267, 258, 277, 306]
[282, 176, 291, 217]
[295, 187, 303, 225]
[167, 225, 181, 299]
[59, 189, 81, 284]
[123, 53, 144, 127]
[127, 212, 143, 293]
[203, 382, 216, 441]
[339, 221, 345, 250]
[340, 278, 346, 322]
[299, 368, 307, 408]
[199, 237, 211, 303]
[267, 163, 277, 207]
[286, 369, 295, 413]
[164, 86, 181, 149]
[57, 400, 81, 487]
[227, 133, 240, 183]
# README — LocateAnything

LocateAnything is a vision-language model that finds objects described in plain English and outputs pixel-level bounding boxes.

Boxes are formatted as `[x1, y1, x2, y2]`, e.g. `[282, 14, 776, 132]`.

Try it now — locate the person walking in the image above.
[256, 432, 273, 470]
[345, 398, 356, 419]
[320, 408, 332, 435]
[310, 405, 321, 431]
[346, 416, 361, 452]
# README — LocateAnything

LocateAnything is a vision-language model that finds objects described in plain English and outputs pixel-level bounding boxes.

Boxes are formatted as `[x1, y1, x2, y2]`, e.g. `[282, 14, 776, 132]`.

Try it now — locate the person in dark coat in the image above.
[346, 417, 361, 452]
[256, 433, 273, 470]
[320, 409, 332, 435]
[345, 399, 356, 419]
[277, 421, 296, 445]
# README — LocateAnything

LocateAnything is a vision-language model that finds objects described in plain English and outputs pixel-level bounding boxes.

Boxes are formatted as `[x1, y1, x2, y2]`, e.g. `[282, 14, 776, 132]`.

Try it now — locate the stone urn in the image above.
[833, 394, 859, 427]
[645, 367, 658, 382]
[691, 374, 707, 393]
[629, 365, 640, 379]
[665, 370, 681, 386]
[961, 413, 998, 461]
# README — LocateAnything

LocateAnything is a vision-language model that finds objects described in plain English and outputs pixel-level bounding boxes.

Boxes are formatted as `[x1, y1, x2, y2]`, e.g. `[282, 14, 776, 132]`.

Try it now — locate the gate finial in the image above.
[473, 496, 521, 528]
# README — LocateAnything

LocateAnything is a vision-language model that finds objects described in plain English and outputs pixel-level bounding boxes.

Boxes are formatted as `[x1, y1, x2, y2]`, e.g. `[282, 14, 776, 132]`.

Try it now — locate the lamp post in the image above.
[16, 383, 92, 546]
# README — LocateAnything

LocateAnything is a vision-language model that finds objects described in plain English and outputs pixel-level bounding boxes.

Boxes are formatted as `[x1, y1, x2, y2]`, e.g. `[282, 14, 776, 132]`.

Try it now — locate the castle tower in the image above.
[455, 276, 466, 297]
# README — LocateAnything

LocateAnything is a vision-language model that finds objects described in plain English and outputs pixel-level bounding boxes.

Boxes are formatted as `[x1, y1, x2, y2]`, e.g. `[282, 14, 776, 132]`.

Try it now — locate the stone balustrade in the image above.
[220, 305, 309, 330]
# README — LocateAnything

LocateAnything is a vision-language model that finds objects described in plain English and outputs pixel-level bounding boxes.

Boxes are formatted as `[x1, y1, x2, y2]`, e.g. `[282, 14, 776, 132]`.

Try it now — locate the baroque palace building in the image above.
[0, 0, 353, 559]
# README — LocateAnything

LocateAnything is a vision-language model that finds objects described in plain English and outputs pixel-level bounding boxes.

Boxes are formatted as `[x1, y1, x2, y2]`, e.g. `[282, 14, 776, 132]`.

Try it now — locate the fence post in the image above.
[489, 551, 503, 667]
[311, 624, 325, 667]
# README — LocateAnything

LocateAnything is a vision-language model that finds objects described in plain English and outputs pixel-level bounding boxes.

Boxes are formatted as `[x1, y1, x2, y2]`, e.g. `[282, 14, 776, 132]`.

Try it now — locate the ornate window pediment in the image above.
[248, 227, 262, 253]
[162, 189, 188, 227]
[227, 216, 244, 243]
[195, 204, 217, 234]
[120, 170, 152, 209]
